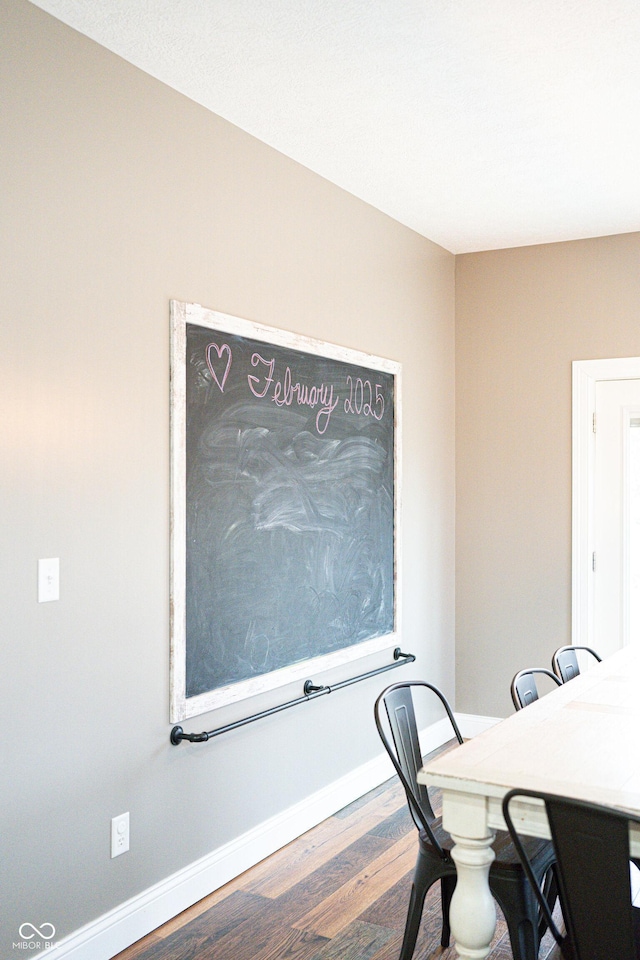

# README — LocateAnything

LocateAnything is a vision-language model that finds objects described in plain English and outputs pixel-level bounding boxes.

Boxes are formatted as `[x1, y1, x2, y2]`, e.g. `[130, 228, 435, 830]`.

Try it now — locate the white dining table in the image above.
[419, 646, 640, 959]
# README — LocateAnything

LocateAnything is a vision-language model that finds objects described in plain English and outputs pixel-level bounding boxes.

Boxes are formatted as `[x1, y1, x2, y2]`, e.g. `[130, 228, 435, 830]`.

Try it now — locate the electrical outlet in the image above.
[111, 812, 129, 858]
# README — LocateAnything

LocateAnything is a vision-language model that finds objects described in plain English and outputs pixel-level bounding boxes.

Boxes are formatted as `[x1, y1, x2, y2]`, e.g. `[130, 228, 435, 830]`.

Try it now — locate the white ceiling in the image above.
[30, 0, 640, 253]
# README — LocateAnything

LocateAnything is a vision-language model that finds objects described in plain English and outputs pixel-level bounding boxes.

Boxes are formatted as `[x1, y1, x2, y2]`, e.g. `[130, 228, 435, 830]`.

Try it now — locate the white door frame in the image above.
[572, 357, 640, 649]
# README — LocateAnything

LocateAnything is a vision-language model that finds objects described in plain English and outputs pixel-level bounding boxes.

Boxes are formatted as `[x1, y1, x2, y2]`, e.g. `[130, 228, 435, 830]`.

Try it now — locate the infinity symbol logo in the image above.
[18, 922, 56, 940]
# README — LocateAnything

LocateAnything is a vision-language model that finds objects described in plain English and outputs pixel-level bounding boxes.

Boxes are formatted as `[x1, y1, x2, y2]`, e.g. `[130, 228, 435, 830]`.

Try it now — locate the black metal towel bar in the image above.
[170, 648, 415, 745]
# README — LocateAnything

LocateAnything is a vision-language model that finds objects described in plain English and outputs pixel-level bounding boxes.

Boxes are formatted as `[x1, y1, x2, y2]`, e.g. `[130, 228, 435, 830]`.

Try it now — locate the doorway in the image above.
[573, 358, 640, 657]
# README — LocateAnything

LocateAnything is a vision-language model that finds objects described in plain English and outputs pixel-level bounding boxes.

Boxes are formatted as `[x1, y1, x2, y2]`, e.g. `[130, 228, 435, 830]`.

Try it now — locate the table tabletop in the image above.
[420, 645, 640, 816]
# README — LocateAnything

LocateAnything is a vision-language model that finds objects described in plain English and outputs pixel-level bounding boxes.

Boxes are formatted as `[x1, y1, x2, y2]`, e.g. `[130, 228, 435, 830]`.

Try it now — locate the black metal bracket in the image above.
[170, 647, 415, 745]
[303, 680, 329, 695]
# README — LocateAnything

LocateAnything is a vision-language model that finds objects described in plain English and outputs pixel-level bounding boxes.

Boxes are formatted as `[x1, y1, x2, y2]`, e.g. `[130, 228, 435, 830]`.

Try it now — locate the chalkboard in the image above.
[170, 302, 401, 722]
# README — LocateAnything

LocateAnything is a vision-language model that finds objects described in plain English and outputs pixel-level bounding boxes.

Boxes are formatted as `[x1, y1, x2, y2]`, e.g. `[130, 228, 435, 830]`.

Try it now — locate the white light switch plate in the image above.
[38, 558, 60, 602]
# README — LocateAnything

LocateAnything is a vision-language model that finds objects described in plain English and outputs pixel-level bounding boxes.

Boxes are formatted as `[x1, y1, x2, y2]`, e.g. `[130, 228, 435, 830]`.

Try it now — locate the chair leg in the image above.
[397, 850, 435, 960]
[506, 917, 536, 960]
[537, 865, 559, 942]
[398, 881, 429, 960]
[492, 877, 540, 960]
[440, 875, 456, 947]
[501, 871, 559, 960]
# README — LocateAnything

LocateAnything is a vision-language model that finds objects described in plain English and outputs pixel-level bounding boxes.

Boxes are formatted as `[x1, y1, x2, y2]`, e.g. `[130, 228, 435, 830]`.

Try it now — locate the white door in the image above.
[593, 378, 640, 657]
[572, 358, 640, 657]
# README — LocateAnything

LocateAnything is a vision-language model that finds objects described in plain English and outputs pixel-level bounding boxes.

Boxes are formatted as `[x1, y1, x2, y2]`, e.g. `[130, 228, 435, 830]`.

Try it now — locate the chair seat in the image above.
[419, 818, 552, 873]
[493, 828, 553, 872]
[418, 817, 454, 856]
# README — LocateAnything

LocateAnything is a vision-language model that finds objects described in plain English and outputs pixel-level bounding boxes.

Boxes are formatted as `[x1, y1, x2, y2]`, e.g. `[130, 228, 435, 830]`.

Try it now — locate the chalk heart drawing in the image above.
[206, 342, 232, 392]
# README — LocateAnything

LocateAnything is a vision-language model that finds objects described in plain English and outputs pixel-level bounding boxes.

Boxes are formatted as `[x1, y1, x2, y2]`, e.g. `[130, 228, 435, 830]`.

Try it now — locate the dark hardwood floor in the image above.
[113, 743, 561, 960]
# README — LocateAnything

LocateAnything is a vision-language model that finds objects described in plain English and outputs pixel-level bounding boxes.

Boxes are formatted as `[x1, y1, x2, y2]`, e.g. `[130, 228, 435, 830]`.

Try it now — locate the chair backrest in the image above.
[374, 681, 463, 856]
[552, 645, 602, 683]
[503, 788, 640, 960]
[510, 667, 562, 710]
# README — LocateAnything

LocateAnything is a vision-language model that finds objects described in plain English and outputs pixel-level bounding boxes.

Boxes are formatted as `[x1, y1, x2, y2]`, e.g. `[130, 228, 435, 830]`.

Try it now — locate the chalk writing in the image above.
[343, 376, 384, 420]
[206, 342, 232, 392]
[247, 352, 340, 435]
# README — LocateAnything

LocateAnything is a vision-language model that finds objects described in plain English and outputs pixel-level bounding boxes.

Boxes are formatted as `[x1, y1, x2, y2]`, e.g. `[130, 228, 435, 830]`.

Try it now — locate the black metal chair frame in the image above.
[510, 667, 562, 711]
[551, 645, 602, 684]
[503, 788, 640, 960]
[374, 680, 557, 960]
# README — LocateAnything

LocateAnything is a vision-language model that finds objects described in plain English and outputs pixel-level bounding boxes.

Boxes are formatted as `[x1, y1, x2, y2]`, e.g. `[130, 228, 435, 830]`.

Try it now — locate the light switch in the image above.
[38, 558, 60, 602]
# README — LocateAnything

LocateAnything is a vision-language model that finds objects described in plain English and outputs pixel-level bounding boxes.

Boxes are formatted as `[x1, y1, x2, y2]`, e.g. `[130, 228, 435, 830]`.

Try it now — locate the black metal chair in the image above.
[551, 645, 602, 683]
[503, 788, 640, 960]
[374, 681, 557, 960]
[511, 668, 562, 710]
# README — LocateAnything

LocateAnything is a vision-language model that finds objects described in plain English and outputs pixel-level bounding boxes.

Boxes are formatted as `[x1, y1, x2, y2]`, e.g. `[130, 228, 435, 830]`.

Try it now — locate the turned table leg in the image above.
[448, 832, 496, 958]
[436, 789, 497, 959]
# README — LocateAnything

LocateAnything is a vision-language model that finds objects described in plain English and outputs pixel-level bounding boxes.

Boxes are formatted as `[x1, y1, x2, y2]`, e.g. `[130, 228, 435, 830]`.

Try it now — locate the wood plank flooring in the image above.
[113, 743, 562, 960]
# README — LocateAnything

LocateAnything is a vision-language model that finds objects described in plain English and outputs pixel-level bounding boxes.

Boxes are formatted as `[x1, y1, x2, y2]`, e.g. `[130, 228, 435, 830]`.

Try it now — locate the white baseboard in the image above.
[456, 712, 503, 739]
[43, 747, 398, 960]
[44, 713, 497, 960]
[417, 716, 455, 756]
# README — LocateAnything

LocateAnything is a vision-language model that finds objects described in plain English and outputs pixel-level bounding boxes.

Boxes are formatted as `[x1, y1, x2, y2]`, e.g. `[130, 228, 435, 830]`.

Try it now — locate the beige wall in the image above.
[1, 0, 455, 952]
[456, 233, 640, 717]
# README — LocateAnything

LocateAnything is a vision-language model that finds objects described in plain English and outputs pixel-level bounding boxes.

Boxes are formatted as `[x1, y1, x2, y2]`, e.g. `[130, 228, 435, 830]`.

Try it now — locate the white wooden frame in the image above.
[170, 301, 402, 722]
[572, 356, 640, 650]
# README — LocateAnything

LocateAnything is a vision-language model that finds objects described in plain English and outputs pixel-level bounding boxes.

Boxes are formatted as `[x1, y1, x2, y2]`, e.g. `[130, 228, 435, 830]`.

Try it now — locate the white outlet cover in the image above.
[111, 812, 129, 858]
